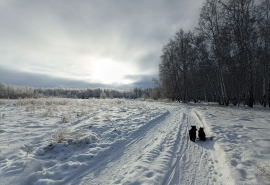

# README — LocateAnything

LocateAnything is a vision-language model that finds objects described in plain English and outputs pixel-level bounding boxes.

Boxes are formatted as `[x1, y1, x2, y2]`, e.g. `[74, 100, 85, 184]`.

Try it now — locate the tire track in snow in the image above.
[190, 108, 235, 185]
[70, 104, 228, 185]
[78, 105, 183, 185]
[162, 109, 189, 185]
[66, 105, 172, 185]
[162, 106, 223, 185]
[80, 105, 214, 185]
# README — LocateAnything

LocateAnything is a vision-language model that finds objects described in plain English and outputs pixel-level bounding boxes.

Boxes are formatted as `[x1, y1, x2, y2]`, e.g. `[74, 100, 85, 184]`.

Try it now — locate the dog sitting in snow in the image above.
[189, 126, 197, 142]
[198, 127, 206, 141]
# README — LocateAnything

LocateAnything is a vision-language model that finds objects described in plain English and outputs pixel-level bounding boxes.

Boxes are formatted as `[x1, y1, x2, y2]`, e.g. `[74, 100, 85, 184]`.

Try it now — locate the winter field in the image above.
[0, 98, 269, 185]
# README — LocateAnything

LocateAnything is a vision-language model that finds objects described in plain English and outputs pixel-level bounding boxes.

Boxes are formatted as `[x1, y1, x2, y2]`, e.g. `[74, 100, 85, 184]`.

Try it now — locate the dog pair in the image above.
[189, 126, 206, 142]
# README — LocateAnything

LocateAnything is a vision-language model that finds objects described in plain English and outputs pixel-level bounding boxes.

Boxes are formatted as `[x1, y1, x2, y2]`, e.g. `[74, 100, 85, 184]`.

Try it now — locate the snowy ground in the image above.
[0, 98, 269, 185]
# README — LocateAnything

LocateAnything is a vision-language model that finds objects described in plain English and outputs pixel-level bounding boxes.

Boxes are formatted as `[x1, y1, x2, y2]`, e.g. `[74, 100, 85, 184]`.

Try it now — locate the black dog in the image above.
[189, 126, 197, 142]
[198, 127, 206, 141]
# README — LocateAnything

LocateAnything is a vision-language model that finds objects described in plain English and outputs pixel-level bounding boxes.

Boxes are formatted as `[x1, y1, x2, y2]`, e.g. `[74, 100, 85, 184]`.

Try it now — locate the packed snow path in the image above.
[70, 105, 232, 185]
[2, 99, 270, 185]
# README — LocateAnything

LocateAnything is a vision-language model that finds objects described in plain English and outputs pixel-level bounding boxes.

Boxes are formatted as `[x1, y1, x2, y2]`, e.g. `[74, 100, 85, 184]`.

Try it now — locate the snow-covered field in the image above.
[0, 98, 269, 185]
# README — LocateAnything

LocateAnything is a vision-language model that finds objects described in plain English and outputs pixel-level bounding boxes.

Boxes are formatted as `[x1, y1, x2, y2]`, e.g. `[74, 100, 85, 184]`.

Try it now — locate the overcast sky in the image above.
[0, 0, 204, 89]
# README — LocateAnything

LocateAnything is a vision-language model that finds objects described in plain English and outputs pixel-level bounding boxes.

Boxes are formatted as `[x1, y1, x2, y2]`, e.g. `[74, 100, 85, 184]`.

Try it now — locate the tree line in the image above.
[158, 0, 270, 107]
[0, 82, 160, 100]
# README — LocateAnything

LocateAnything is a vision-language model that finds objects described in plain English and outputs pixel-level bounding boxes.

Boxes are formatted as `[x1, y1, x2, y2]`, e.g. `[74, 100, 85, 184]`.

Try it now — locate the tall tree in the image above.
[198, 0, 230, 105]
[225, 0, 258, 107]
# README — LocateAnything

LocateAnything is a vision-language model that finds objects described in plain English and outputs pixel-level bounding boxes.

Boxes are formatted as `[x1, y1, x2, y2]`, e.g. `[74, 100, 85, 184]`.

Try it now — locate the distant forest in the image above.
[158, 0, 270, 107]
[0, 82, 161, 100]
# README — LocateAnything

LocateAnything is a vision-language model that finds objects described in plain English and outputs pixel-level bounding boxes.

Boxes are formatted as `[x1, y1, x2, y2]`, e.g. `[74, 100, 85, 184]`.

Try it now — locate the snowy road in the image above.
[2, 99, 269, 185]
[70, 105, 232, 185]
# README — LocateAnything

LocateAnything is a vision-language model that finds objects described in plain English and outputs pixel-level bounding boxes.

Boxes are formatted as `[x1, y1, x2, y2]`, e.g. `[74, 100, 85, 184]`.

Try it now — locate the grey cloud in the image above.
[0, 67, 108, 88]
[124, 74, 156, 88]
[132, 80, 154, 89]
[0, 66, 154, 89]
[0, 0, 204, 88]
[137, 52, 161, 72]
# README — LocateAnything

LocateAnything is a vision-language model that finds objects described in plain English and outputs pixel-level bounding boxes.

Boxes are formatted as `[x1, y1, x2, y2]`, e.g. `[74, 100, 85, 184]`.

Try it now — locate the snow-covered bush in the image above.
[0, 100, 8, 105]
[162, 98, 173, 103]
[100, 90, 106, 99]
[104, 114, 111, 121]
[53, 127, 69, 143]
[73, 136, 92, 144]
[116, 99, 123, 104]
[21, 143, 33, 156]
[76, 110, 86, 117]
[61, 115, 70, 123]
[43, 109, 53, 117]
[257, 163, 270, 181]
[73, 127, 83, 143]
[0, 112, 5, 119]
[26, 105, 36, 113]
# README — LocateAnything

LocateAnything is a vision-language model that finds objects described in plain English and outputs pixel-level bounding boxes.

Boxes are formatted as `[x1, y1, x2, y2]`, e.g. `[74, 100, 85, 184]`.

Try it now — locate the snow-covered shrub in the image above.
[162, 98, 173, 103]
[71, 129, 96, 145]
[104, 115, 111, 121]
[73, 127, 83, 143]
[45, 100, 54, 106]
[116, 99, 123, 104]
[43, 105, 58, 117]
[56, 99, 69, 105]
[44, 98, 68, 106]
[0, 112, 5, 119]
[100, 90, 106, 99]
[43, 109, 53, 117]
[61, 115, 70, 123]
[14, 99, 23, 106]
[53, 127, 69, 143]
[73, 136, 92, 144]
[36, 147, 45, 156]
[0, 100, 8, 105]
[76, 110, 86, 117]
[21, 143, 33, 156]
[257, 163, 270, 181]
[102, 106, 108, 111]
[26, 105, 35, 113]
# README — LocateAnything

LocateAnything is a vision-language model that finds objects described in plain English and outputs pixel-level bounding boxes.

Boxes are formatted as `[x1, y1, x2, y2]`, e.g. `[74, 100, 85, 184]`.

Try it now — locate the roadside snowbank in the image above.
[193, 104, 270, 185]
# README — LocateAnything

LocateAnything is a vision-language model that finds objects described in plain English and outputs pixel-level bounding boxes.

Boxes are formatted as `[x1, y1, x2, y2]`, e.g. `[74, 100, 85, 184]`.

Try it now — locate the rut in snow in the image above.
[74, 105, 233, 185]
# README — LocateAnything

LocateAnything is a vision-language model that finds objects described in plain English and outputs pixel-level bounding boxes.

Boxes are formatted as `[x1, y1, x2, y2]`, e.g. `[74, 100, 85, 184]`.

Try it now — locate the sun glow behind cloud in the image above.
[89, 59, 135, 85]
[0, 0, 205, 88]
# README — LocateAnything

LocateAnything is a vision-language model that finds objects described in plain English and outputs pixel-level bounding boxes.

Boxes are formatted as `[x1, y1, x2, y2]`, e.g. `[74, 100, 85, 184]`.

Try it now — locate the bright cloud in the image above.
[89, 58, 136, 85]
[0, 0, 204, 88]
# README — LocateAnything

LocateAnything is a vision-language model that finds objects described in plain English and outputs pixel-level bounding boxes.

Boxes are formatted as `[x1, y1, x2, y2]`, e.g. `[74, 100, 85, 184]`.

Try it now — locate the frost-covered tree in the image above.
[0, 82, 6, 98]
[100, 90, 106, 99]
